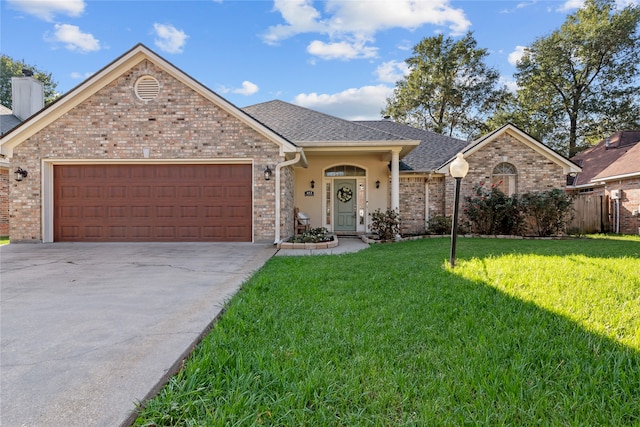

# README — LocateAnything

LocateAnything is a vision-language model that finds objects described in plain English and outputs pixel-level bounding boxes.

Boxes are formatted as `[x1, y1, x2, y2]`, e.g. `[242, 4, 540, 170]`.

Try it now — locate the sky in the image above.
[1, 0, 638, 120]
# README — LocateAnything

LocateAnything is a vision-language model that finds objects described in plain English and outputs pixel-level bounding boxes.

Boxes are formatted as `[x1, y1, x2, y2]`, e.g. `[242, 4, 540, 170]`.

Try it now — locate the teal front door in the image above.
[334, 179, 356, 232]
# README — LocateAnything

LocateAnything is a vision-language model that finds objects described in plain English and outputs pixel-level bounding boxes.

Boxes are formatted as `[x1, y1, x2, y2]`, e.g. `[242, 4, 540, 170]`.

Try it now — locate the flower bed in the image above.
[277, 235, 339, 249]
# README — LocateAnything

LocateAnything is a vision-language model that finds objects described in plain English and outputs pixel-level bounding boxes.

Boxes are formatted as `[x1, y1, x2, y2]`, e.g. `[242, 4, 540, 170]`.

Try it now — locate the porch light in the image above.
[310, 180, 315, 189]
[264, 166, 272, 181]
[14, 167, 28, 182]
[376, 180, 380, 189]
[449, 153, 469, 268]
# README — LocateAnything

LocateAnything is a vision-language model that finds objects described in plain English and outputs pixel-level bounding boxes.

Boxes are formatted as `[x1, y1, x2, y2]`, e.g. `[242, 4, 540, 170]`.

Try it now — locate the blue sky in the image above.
[1, 0, 637, 120]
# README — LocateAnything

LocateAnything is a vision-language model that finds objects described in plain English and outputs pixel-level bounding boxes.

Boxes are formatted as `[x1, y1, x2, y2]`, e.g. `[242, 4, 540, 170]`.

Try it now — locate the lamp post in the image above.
[449, 152, 469, 268]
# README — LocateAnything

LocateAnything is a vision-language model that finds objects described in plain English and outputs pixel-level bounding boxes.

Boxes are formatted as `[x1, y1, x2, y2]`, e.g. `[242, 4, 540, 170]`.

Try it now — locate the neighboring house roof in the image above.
[242, 100, 420, 158]
[354, 120, 467, 172]
[0, 44, 300, 159]
[0, 105, 22, 136]
[569, 130, 640, 186]
[435, 123, 582, 176]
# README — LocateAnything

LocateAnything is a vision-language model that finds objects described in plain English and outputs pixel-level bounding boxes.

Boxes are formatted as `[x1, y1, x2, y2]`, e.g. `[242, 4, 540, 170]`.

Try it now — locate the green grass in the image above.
[0, 237, 8, 245]
[134, 236, 640, 426]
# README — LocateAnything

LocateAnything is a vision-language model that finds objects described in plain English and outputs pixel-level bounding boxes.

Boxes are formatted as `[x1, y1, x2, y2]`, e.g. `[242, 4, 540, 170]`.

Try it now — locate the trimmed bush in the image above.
[520, 189, 575, 236]
[369, 208, 400, 241]
[426, 215, 452, 235]
[463, 184, 525, 235]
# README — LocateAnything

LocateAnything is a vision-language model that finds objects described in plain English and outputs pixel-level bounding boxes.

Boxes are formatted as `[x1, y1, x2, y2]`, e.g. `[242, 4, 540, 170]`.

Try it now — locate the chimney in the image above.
[11, 73, 44, 121]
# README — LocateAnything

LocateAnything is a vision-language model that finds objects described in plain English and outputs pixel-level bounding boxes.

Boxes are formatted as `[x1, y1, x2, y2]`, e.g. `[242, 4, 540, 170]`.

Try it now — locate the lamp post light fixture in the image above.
[14, 167, 28, 182]
[264, 166, 272, 181]
[449, 152, 469, 268]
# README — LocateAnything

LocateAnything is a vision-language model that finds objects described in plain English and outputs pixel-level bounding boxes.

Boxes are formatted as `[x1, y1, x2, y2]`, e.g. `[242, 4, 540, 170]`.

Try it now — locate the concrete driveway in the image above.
[1, 242, 276, 427]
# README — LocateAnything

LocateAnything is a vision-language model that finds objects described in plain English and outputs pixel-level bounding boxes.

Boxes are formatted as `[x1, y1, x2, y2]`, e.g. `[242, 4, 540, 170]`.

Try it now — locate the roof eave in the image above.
[434, 124, 582, 175]
[0, 44, 298, 157]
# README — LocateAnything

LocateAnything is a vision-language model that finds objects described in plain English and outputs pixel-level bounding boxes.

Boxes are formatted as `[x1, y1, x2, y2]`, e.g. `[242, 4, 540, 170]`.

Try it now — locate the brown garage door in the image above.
[54, 164, 252, 242]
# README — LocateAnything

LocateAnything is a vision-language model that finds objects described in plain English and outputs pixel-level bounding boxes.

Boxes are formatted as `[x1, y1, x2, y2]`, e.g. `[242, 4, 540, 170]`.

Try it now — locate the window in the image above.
[492, 163, 517, 196]
[325, 165, 366, 177]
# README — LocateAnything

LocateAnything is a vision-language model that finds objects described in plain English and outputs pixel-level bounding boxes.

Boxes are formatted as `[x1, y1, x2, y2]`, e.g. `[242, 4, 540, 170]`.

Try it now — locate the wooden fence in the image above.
[569, 193, 609, 234]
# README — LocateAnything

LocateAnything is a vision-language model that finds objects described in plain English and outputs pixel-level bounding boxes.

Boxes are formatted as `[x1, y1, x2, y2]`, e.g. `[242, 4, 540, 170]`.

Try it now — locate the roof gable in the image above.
[354, 120, 468, 172]
[572, 130, 640, 184]
[0, 44, 298, 157]
[242, 100, 420, 158]
[436, 123, 582, 175]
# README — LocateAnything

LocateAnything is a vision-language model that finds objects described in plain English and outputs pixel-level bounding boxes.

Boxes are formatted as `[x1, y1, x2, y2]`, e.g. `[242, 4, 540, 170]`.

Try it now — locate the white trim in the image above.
[42, 158, 255, 243]
[391, 149, 401, 213]
[274, 153, 302, 244]
[435, 124, 581, 175]
[591, 171, 640, 182]
[1, 44, 298, 158]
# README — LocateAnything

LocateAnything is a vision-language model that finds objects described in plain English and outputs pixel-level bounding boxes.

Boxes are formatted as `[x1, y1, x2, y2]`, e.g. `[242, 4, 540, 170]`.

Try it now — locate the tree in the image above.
[382, 32, 509, 140]
[513, 0, 640, 156]
[1, 55, 59, 109]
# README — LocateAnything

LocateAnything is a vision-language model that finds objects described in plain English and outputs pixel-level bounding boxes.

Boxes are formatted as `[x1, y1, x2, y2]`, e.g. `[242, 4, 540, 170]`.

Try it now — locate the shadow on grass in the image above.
[135, 238, 640, 426]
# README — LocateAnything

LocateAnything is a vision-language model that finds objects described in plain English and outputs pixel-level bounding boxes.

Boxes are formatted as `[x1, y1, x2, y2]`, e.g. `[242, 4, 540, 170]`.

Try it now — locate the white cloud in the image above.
[500, 77, 518, 93]
[557, 0, 584, 11]
[508, 45, 526, 66]
[7, 0, 85, 21]
[234, 81, 259, 96]
[218, 81, 259, 96]
[49, 24, 100, 53]
[70, 71, 94, 79]
[294, 84, 394, 120]
[307, 40, 377, 60]
[153, 23, 188, 54]
[557, 0, 638, 11]
[375, 60, 409, 83]
[263, 0, 470, 60]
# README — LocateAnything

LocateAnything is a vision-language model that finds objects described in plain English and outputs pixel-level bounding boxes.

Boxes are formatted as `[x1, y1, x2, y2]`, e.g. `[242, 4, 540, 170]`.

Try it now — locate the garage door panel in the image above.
[107, 226, 126, 238]
[54, 164, 252, 242]
[108, 186, 127, 198]
[108, 206, 127, 218]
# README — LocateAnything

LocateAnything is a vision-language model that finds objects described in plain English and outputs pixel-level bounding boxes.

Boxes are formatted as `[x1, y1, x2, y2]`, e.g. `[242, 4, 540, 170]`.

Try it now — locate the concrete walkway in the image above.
[0, 242, 276, 427]
[275, 237, 370, 256]
[0, 237, 368, 426]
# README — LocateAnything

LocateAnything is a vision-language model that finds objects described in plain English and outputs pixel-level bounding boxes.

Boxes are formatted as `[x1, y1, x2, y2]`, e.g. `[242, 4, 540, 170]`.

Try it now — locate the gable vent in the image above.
[134, 75, 160, 101]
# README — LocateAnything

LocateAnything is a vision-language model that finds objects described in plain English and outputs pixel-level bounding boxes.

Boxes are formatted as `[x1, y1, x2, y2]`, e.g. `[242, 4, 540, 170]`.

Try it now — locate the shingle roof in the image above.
[570, 130, 640, 185]
[242, 100, 410, 144]
[0, 105, 22, 136]
[354, 120, 468, 171]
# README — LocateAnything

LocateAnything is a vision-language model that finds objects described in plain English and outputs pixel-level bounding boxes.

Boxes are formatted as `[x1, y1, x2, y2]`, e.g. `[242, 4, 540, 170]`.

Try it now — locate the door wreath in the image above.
[337, 185, 353, 203]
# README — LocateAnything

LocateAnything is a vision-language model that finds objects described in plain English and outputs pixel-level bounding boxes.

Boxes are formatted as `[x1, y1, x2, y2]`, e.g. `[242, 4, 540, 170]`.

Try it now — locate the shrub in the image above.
[520, 189, 574, 236]
[369, 208, 400, 241]
[426, 215, 452, 235]
[463, 184, 525, 235]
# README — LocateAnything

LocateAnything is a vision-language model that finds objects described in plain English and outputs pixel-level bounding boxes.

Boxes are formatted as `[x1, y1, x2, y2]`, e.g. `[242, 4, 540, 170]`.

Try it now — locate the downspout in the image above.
[274, 152, 302, 244]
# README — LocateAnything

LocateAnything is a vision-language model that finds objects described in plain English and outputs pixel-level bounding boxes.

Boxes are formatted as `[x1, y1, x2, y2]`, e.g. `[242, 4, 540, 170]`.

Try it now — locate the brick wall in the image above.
[608, 180, 640, 235]
[0, 167, 8, 237]
[10, 60, 283, 242]
[399, 176, 426, 235]
[445, 133, 566, 217]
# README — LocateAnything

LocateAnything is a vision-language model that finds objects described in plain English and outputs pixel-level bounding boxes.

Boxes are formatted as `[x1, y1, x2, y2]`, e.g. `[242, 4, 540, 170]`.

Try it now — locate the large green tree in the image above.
[1, 54, 59, 109]
[511, 0, 640, 156]
[383, 32, 509, 140]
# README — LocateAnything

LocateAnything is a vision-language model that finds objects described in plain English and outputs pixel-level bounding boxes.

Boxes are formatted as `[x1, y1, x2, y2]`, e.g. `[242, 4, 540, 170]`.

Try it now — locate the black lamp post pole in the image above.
[450, 176, 462, 268]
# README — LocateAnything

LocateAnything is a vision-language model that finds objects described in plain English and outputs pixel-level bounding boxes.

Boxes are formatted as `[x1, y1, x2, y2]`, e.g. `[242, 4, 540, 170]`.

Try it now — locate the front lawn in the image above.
[135, 236, 640, 426]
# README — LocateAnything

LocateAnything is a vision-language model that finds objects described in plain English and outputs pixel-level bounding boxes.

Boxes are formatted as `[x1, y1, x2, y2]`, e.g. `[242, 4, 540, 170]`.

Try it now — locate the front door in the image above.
[334, 179, 356, 232]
